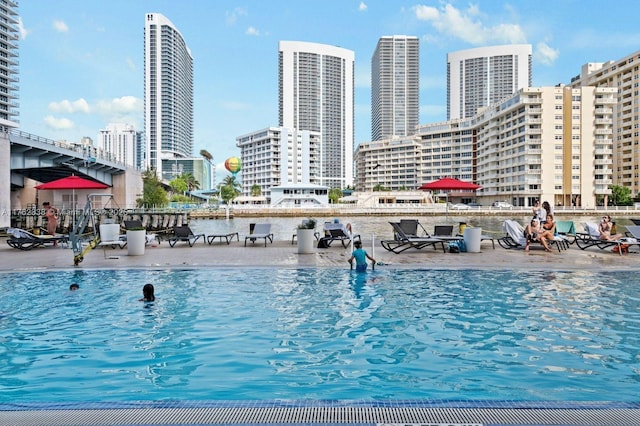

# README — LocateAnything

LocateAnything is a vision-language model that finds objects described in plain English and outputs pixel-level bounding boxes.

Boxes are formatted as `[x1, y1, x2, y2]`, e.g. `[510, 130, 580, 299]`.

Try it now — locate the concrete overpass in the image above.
[1, 127, 140, 228]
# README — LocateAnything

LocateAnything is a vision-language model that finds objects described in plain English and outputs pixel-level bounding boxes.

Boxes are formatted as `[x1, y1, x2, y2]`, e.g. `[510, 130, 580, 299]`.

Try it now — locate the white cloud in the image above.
[246, 26, 260, 36]
[535, 42, 559, 65]
[95, 96, 143, 115]
[48, 98, 90, 114]
[359, 2, 367, 11]
[226, 7, 247, 26]
[413, 3, 526, 45]
[53, 20, 69, 33]
[18, 17, 28, 39]
[44, 115, 74, 130]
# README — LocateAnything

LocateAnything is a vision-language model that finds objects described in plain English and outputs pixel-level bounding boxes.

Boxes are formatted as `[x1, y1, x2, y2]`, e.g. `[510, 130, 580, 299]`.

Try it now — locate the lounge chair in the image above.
[168, 225, 205, 247]
[6, 228, 68, 250]
[380, 222, 446, 254]
[555, 220, 576, 245]
[575, 222, 635, 255]
[433, 225, 464, 243]
[497, 220, 564, 252]
[245, 223, 274, 247]
[207, 232, 240, 245]
[319, 223, 361, 248]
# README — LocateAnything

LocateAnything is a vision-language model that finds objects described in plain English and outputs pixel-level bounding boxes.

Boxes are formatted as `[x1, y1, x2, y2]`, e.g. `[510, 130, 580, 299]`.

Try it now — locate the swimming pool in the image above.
[0, 267, 638, 403]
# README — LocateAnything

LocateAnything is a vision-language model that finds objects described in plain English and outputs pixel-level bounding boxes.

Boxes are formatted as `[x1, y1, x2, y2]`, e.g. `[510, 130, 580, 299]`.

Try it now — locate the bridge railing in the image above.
[10, 129, 128, 168]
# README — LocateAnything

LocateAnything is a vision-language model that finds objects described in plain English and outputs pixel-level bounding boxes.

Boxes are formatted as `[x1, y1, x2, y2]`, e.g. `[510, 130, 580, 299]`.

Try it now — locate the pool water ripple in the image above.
[0, 267, 639, 402]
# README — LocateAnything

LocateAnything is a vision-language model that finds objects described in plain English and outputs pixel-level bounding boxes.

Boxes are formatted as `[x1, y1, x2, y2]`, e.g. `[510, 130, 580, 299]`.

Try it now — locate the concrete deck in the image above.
[0, 235, 637, 272]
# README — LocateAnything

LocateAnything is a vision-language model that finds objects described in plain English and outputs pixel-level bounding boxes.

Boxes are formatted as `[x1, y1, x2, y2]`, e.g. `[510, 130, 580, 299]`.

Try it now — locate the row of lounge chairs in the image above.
[497, 219, 640, 255]
[380, 220, 496, 254]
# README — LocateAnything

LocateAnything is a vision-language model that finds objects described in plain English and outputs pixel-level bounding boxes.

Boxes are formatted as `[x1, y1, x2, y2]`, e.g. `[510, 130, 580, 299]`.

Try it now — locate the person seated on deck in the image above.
[599, 215, 623, 241]
[540, 213, 556, 241]
[524, 218, 552, 253]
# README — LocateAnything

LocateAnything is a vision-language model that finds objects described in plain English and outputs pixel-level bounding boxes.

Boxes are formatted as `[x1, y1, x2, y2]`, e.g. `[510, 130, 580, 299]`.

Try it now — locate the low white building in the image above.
[269, 183, 329, 206]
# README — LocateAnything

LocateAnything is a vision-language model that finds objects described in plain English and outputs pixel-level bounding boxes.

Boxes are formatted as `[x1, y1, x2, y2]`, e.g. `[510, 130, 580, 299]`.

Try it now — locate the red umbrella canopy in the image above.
[35, 175, 110, 190]
[419, 177, 481, 191]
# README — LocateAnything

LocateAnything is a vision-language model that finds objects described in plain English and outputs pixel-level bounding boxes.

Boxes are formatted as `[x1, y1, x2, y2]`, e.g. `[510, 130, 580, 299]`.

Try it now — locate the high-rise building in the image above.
[144, 13, 194, 178]
[569, 50, 640, 195]
[0, 0, 18, 127]
[97, 123, 138, 168]
[371, 35, 419, 141]
[278, 41, 354, 189]
[236, 126, 321, 202]
[447, 44, 531, 120]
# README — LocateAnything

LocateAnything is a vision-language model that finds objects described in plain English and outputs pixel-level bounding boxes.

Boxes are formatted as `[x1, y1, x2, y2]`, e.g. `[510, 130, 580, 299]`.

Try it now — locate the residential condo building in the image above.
[354, 136, 421, 192]
[236, 127, 321, 202]
[447, 44, 532, 120]
[355, 86, 616, 208]
[0, 0, 17, 127]
[144, 13, 194, 179]
[97, 123, 139, 168]
[569, 50, 640, 195]
[278, 41, 354, 189]
[371, 35, 419, 141]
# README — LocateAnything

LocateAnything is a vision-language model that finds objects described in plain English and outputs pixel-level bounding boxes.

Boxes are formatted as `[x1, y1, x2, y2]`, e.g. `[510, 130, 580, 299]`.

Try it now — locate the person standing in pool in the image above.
[348, 240, 376, 272]
[139, 283, 155, 302]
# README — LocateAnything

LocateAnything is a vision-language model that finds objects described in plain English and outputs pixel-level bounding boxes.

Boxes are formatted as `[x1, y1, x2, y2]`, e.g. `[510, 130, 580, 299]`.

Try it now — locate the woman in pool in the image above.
[139, 283, 155, 302]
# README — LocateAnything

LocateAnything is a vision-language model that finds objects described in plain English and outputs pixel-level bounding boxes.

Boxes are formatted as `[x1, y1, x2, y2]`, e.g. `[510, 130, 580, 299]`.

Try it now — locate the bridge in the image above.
[9, 129, 128, 189]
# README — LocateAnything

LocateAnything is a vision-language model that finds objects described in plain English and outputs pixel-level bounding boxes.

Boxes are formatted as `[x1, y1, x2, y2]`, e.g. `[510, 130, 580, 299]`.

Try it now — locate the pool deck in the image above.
[2, 237, 640, 426]
[0, 235, 638, 272]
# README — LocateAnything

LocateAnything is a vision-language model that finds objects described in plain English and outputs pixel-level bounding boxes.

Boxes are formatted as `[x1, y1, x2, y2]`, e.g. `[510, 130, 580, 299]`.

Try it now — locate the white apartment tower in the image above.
[371, 35, 419, 141]
[447, 44, 532, 120]
[144, 13, 194, 178]
[0, 0, 18, 126]
[97, 123, 138, 168]
[278, 41, 354, 189]
[569, 50, 640, 195]
[236, 127, 321, 201]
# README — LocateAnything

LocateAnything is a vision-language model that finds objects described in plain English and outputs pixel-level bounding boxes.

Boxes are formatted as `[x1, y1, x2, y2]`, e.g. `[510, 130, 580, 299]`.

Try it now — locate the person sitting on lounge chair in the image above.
[599, 215, 623, 241]
[524, 218, 552, 252]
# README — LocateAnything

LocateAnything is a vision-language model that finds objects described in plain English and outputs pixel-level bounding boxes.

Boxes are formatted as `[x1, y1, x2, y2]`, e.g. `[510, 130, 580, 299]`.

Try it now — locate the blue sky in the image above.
[17, 1, 640, 177]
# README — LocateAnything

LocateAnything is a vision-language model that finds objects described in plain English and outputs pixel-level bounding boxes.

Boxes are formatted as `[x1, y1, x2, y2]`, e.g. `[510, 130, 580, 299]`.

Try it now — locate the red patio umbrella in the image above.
[419, 177, 481, 221]
[419, 177, 481, 191]
[35, 175, 110, 190]
[35, 175, 110, 228]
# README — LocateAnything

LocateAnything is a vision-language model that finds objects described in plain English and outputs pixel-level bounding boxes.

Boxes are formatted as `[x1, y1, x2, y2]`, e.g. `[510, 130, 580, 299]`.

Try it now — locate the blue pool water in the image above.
[0, 267, 638, 403]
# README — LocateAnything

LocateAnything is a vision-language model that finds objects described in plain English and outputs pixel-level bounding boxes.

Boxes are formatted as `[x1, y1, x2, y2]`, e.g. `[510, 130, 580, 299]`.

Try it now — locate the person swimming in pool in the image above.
[348, 240, 376, 273]
[139, 283, 155, 302]
[69, 283, 79, 291]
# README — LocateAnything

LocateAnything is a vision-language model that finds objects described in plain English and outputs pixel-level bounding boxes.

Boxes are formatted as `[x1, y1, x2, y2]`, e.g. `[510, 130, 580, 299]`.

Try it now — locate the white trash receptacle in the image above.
[463, 227, 482, 253]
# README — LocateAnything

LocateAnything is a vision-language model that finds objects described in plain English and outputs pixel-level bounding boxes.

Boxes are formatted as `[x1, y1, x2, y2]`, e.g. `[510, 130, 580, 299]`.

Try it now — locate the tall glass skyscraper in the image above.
[0, 0, 18, 127]
[371, 35, 419, 141]
[447, 44, 532, 120]
[278, 41, 354, 189]
[144, 13, 193, 178]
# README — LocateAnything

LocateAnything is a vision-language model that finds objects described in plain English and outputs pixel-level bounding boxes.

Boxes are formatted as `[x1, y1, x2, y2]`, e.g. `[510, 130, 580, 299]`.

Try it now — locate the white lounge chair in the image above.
[245, 223, 274, 247]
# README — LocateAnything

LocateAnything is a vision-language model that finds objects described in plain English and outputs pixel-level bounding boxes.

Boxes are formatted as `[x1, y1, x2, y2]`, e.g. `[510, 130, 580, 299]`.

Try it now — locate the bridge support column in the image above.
[0, 130, 9, 228]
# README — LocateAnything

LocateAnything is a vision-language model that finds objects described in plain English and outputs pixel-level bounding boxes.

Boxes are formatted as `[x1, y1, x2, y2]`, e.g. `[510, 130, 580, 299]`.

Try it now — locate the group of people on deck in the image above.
[524, 200, 556, 252]
[524, 200, 624, 252]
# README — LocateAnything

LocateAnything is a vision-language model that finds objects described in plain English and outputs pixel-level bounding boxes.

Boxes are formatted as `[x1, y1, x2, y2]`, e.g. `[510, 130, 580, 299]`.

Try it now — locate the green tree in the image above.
[328, 188, 342, 204]
[609, 184, 633, 206]
[169, 176, 188, 194]
[218, 175, 241, 204]
[373, 183, 389, 192]
[137, 169, 168, 208]
[250, 184, 262, 197]
[180, 172, 200, 192]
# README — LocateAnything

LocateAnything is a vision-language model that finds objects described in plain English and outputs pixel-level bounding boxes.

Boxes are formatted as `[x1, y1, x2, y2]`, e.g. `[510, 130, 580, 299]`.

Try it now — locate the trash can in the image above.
[463, 227, 482, 253]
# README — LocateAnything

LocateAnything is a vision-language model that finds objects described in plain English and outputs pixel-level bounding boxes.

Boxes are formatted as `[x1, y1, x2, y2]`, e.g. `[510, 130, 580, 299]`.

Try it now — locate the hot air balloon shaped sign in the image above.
[224, 157, 242, 176]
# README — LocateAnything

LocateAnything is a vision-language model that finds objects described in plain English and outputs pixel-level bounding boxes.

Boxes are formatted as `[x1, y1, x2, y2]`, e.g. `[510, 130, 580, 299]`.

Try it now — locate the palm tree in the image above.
[180, 172, 200, 192]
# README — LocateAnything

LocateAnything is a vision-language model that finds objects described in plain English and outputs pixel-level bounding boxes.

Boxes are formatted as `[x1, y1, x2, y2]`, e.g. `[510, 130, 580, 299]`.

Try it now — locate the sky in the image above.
[17, 0, 640, 178]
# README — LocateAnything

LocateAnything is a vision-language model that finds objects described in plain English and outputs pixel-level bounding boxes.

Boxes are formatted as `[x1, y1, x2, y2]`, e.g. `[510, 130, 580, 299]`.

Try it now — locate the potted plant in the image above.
[296, 218, 317, 254]
[127, 226, 146, 256]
